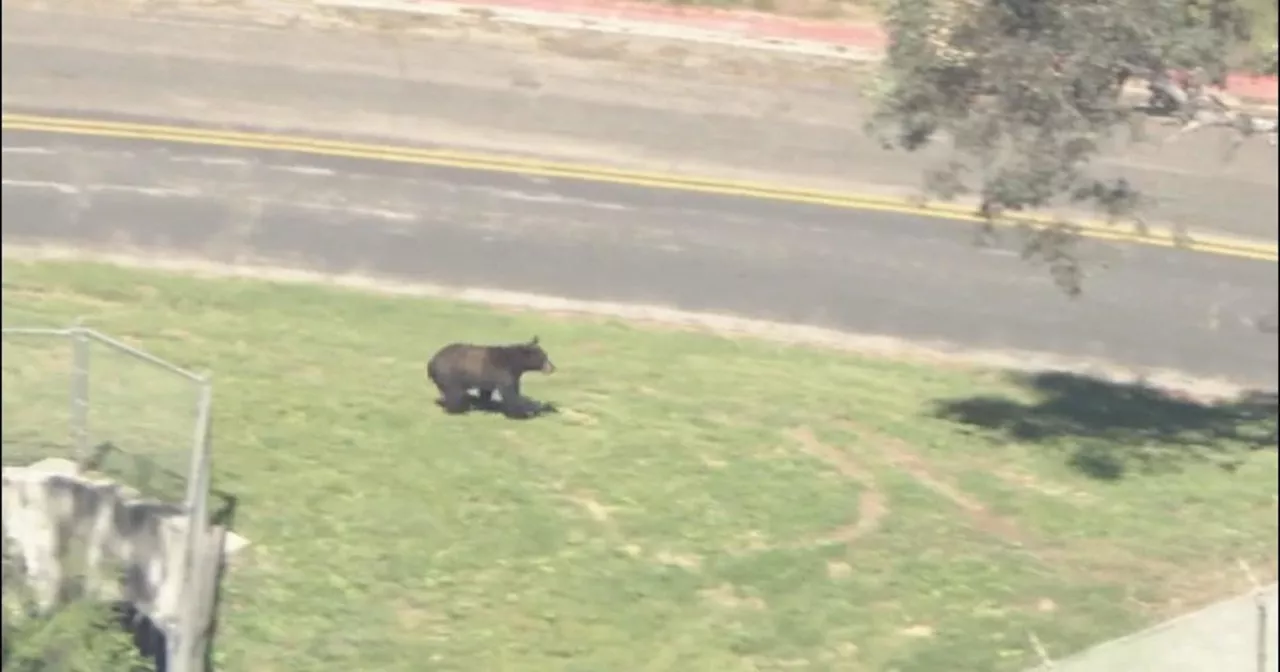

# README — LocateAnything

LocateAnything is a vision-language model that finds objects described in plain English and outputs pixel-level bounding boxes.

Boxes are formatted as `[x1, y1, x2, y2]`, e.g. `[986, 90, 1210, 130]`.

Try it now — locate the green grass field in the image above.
[2, 259, 1276, 672]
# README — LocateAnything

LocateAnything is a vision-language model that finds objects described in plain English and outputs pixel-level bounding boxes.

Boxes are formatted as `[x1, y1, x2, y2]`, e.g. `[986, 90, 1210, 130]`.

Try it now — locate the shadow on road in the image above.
[933, 371, 1278, 480]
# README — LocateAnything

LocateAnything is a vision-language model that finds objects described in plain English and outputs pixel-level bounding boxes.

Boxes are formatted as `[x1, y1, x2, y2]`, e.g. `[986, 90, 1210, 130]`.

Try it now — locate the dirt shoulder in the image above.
[2, 1, 1277, 240]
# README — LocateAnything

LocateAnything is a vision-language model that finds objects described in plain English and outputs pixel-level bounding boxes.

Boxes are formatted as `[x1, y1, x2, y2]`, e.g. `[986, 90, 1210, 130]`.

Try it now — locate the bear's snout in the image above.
[542, 361, 556, 374]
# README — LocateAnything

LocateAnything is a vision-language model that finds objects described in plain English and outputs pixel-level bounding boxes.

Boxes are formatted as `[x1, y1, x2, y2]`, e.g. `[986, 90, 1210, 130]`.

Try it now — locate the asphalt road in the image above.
[3, 124, 1276, 387]
[4, 4, 1278, 240]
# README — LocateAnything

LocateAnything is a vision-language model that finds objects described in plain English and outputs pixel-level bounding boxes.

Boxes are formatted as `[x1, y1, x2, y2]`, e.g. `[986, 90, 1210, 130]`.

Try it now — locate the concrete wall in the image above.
[1037, 584, 1279, 672]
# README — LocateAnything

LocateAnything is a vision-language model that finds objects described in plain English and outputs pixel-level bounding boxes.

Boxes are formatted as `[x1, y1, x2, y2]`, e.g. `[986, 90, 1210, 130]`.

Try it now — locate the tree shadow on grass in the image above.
[932, 371, 1278, 480]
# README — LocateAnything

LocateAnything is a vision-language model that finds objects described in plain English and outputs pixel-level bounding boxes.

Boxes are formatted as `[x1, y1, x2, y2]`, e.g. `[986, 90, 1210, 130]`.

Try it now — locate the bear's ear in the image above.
[530, 335, 540, 345]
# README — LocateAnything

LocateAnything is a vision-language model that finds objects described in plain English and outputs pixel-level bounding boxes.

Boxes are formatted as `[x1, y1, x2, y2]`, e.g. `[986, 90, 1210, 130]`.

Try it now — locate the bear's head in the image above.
[510, 336, 556, 375]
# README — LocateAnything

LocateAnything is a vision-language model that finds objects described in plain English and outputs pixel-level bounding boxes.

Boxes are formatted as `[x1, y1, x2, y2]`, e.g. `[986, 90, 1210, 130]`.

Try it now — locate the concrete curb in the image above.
[1034, 583, 1278, 672]
[316, 0, 1278, 112]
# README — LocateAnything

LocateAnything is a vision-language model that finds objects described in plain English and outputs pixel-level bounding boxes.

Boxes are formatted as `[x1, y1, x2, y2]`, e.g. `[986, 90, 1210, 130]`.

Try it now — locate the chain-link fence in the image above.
[2, 325, 207, 501]
[2, 324, 221, 672]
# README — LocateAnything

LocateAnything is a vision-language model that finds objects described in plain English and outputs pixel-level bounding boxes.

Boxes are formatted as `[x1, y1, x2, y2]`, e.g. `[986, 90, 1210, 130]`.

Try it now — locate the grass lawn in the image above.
[2, 259, 1276, 672]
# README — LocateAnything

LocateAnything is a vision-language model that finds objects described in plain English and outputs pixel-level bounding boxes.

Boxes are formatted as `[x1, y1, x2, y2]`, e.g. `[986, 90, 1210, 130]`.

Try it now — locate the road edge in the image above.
[2, 244, 1269, 401]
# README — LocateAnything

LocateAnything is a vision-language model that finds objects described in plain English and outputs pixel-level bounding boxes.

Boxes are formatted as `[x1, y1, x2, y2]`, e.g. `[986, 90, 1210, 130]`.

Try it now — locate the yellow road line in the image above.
[3, 112, 1276, 262]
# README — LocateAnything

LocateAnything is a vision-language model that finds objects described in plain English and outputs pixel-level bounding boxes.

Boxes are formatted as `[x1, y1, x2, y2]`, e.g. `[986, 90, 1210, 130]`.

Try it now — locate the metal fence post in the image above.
[171, 378, 215, 672]
[182, 379, 214, 517]
[70, 322, 91, 462]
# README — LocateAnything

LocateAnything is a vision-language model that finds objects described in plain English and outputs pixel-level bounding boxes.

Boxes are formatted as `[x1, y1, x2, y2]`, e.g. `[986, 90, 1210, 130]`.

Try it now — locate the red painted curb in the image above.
[426, 0, 1277, 103]
[1220, 73, 1279, 102]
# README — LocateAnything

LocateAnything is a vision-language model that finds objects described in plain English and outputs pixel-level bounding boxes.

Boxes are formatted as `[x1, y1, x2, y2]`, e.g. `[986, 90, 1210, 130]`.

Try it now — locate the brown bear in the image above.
[427, 336, 556, 418]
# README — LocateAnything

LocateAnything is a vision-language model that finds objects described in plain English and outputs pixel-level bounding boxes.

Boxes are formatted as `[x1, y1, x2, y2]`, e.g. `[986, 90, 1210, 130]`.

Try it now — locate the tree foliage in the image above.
[869, 0, 1265, 294]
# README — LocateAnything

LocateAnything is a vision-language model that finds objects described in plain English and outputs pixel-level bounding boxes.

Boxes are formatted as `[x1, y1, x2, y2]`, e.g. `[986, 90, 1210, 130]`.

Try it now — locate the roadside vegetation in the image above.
[870, 0, 1278, 299]
[641, 0, 1275, 319]
[660, 0, 1276, 77]
[2, 591, 149, 672]
[3, 259, 1275, 671]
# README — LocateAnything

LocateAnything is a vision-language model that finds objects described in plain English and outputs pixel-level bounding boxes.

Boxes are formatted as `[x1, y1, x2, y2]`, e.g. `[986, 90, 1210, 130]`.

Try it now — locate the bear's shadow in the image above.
[437, 392, 559, 420]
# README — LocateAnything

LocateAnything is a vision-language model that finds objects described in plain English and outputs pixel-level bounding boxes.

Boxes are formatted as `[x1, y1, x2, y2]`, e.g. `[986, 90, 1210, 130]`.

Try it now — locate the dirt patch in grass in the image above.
[788, 426, 890, 549]
[838, 418, 1274, 618]
[2, 258, 1275, 672]
[847, 419, 1034, 548]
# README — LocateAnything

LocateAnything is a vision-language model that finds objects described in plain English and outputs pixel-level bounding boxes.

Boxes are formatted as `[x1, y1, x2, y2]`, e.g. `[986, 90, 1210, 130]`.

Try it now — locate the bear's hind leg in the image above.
[438, 387, 472, 414]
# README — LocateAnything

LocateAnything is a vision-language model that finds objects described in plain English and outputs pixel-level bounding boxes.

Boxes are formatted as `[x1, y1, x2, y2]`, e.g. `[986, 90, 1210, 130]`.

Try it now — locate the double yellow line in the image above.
[4, 112, 1276, 262]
